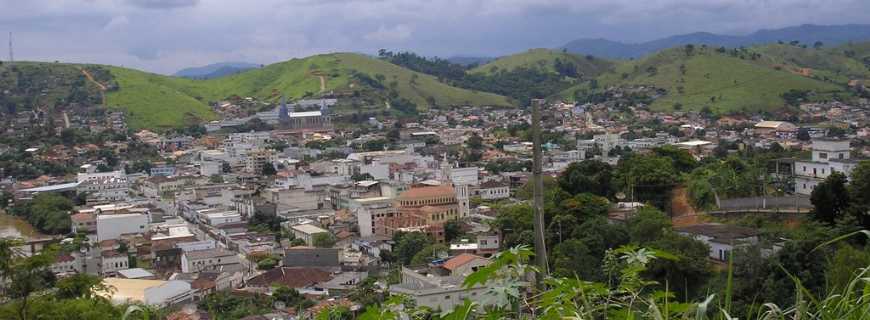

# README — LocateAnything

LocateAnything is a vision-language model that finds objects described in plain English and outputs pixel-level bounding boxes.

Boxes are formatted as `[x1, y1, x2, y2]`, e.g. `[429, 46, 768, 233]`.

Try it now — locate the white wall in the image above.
[97, 214, 149, 241]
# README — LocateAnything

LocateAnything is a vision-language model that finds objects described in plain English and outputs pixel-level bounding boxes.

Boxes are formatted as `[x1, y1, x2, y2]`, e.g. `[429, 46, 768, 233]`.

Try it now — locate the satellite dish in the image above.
[615, 192, 626, 200]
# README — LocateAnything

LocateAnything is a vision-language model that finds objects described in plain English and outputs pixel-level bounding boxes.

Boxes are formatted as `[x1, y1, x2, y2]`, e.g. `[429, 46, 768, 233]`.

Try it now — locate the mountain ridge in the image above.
[562, 24, 870, 59]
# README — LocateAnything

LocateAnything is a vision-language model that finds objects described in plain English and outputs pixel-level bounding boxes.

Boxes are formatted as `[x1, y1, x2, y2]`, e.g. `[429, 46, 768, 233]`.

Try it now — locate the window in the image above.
[839, 153, 845, 159]
[444, 295, 451, 300]
[820, 152, 828, 159]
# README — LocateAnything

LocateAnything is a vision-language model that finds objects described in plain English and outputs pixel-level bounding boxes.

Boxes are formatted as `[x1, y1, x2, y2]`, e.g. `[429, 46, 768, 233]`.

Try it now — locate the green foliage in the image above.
[411, 244, 448, 265]
[810, 171, 850, 224]
[557, 160, 613, 197]
[256, 257, 278, 270]
[8, 193, 74, 234]
[199, 291, 274, 320]
[393, 232, 432, 265]
[272, 286, 314, 311]
[627, 206, 673, 243]
[614, 154, 680, 210]
[312, 232, 337, 248]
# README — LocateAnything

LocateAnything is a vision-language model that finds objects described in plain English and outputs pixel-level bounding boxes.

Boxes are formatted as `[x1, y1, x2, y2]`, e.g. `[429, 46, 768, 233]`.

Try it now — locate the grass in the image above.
[469, 48, 615, 77]
[7, 53, 513, 131]
[584, 46, 848, 113]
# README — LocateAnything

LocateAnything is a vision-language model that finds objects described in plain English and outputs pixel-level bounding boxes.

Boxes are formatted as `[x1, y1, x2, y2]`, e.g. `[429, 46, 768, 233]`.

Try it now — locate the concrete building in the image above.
[70, 212, 96, 234]
[351, 197, 396, 237]
[794, 139, 858, 195]
[180, 248, 240, 273]
[76, 176, 129, 202]
[477, 181, 510, 200]
[101, 250, 130, 276]
[390, 254, 493, 311]
[199, 211, 242, 226]
[99, 278, 194, 307]
[290, 224, 329, 245]
[96, 213, 149, 241]
[282, 247, 340, 267]
[676, 223, 765, 261]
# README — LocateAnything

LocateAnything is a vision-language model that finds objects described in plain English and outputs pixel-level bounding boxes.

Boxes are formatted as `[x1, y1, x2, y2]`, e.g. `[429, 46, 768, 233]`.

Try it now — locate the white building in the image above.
[101, 250, 130, 276]
[96, 213, 149, 241]
[477, 181, 510, 200]
[390, 254, 493, 311]
[99, 278, 194, 307]
[180, 248, 240, 273]
[448, 167, 480, 186]
[794, 139, 858, 195]
[675, 223, 766, 261]
[77, 176, 129, 202]
[199, 211, 242, 226]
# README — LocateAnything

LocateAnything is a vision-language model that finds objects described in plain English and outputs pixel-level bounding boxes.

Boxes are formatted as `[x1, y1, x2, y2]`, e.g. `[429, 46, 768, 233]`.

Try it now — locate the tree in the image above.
[810, 171, 850, 224]
[393, 232, 431, 265]
[312, 233, 337, 248]
[257, 258, 278, 270]
[444, 220, 463, 243]
[848, 161, 870, 228]
[261, 164, 277, 176]
[627, 206, 672, 243]
[273, 286, 313, 310]
[9, 193, 73, 234]
[209, 174, 224, 183]
[411, 244, 448, 265]
[652, 145, 697, 172]
[558, 160, 613, 197]
[55, 273, 109, 300]
[614, 154, 680, 210]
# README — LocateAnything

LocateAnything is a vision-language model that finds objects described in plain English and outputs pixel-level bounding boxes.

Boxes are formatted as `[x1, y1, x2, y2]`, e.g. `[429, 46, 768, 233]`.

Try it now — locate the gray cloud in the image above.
[125, 0, 199, 9]
[2, 0, 869, 74]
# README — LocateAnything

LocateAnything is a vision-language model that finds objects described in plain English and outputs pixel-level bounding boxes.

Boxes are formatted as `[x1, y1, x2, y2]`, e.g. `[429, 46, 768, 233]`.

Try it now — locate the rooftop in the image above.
[398, 185, 456, 200]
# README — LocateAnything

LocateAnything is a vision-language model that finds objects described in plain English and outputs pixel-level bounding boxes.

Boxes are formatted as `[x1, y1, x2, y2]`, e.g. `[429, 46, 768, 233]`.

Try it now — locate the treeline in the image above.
[377, 50, 581, 104]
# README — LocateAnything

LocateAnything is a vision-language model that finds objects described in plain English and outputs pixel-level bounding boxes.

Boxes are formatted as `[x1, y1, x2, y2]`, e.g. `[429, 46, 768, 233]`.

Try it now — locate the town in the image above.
[3, 4, 870, 319]
[3, 84, 870, 318]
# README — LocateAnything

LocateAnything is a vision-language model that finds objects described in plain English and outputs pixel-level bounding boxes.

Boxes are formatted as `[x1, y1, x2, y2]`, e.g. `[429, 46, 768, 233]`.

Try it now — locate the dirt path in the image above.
[670, 186, 708, 227]
[318, 75, 326, 93]
[80, 68, 107, 105]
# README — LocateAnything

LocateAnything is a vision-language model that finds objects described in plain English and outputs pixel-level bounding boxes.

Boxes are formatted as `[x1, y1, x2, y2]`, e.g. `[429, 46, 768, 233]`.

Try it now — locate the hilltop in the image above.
[174, 62, 260, 79]
[1, 53, 512, 130]
[562, 24, 870, 59]
[470, 48, 614, 77]
[563, 44, 853, 113]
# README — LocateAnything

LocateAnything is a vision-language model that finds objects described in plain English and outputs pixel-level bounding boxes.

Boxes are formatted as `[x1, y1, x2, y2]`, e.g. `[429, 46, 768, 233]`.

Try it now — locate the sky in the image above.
[2, 0, 870, 74]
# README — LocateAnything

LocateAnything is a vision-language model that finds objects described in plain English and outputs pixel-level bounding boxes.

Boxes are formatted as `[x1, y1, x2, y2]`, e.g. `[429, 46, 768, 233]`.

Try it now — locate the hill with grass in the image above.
[562, 45, 855, 113]
[2, 53, 512, 130]
[470, 48, 614, 77]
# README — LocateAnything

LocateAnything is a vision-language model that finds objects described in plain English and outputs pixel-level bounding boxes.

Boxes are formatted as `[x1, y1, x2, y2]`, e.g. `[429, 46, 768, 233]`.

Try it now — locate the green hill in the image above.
[565, 46, 850, 113]
[470, 48, 614, 77]
[3, 53, 512, 130]
[753, 43, 870, 83]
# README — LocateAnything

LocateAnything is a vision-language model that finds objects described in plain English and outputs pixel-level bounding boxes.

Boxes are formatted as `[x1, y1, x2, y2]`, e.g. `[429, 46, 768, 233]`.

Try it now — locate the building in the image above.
[52, 253, 82, 275]
[142, 176, 200, 198]
[477, 181, 510, 200]
[180, 248, 240, 273]
[282, 247, 340, 268]
[70, 212, 96, 233]
[101, 250, 130, 276]
[377, 185, 460, 243]
[96, 213, 149, 241]
[449, 234, 500, 257]
[350, 197, 396, 237]
[675, 223, 764, 261]
[199, 211, 242, 226]
[290, 224, 329, 245]
[794, 139, 858, 195]
[149, 164, 177, 177]
[389, 254, 493, 311]
[76, 176, 129, 202]
[243, 149, 276, 174]
[754, 121, 797, 137]
[98, 278, 194, 307]
[246, 267, 334, 290]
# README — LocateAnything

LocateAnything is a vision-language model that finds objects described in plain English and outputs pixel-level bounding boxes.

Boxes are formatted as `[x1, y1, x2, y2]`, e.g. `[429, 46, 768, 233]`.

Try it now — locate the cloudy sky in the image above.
[2, 0, 870, 74]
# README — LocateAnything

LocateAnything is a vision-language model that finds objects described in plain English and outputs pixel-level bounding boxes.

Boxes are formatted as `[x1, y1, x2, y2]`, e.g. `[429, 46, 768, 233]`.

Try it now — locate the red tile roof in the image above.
[442, 253, 484, 271]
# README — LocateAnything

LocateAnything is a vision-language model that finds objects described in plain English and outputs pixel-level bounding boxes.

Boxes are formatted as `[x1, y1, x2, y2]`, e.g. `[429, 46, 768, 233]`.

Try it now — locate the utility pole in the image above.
[7, 32, 12, 63]
[531, 98, 549, 290]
